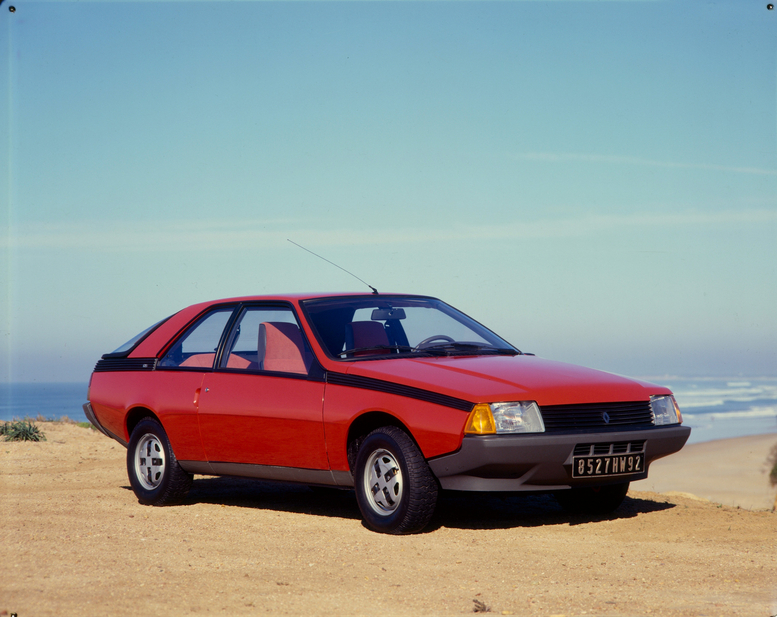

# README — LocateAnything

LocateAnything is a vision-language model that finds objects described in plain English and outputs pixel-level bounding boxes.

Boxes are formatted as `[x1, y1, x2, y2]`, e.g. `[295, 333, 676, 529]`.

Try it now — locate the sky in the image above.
[1, 0, 775, 383]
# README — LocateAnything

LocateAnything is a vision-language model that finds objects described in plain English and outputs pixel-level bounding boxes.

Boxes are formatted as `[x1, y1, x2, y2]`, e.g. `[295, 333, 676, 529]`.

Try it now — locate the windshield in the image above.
[301, 295, 519, 360]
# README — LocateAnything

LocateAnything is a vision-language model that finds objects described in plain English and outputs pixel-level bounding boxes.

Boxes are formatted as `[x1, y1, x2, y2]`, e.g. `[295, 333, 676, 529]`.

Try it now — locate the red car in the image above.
[84, 293, 690, 533]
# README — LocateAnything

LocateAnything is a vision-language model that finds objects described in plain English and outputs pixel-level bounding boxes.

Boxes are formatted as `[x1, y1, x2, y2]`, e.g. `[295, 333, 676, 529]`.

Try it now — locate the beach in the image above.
[632, 433, 777, 511]
[1, 422, 775, 616]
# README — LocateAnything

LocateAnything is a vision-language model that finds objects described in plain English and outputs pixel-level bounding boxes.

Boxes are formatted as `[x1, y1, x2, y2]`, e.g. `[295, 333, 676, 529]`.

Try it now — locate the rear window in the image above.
[103, 316, 172, 358]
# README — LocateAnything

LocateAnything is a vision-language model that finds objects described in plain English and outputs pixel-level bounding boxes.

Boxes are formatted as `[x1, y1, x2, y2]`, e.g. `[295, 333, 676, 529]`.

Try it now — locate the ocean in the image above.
[1, 378, 776, 445]
[657, 377, 777, 444]
[0, 383, 89, 424]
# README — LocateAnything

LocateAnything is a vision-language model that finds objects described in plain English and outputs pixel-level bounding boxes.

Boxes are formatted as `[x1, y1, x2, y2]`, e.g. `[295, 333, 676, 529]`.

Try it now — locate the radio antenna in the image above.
[288, 239, 379, 294]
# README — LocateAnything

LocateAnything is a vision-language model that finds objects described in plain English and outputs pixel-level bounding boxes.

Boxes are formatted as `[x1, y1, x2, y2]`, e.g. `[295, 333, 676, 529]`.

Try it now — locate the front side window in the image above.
[219, 306, 312, 375]
[158, 308, 234, 369]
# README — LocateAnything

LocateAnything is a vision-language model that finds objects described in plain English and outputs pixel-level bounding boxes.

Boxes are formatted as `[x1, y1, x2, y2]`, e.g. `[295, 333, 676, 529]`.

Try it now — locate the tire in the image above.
[354, 426, 438, 534]
[127, 418, 192, 506]
[554, 482, 630, 515]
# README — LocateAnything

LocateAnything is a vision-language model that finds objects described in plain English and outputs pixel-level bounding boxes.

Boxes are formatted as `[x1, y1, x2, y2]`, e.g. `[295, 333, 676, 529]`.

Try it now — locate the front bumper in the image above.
[428, 425, 691, 491]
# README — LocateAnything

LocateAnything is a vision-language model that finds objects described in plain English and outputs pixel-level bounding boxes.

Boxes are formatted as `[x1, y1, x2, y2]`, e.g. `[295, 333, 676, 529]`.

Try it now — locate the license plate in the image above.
[572, 453, 645, 477]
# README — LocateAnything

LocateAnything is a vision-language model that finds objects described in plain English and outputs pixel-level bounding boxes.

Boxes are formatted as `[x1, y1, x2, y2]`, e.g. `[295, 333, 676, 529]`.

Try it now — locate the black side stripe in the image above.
[326, 372, 474, 412]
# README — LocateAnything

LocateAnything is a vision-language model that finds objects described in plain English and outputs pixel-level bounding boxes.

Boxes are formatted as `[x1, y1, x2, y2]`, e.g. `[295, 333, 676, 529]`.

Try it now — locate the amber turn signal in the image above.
[464, 404, 497, 434]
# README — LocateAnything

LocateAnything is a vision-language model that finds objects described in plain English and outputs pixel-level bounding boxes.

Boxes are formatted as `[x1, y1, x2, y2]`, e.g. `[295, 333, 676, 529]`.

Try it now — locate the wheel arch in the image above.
[346, 411, 416, 472]
[125, 406, 161, 440]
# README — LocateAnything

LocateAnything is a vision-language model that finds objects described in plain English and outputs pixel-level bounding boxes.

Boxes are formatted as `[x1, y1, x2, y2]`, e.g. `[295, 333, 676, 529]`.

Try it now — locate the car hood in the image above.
[344, 355, 670, 406]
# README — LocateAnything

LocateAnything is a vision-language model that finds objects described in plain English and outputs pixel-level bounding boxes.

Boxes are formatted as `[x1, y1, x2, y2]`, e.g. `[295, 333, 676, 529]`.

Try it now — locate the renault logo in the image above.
[602, 411, 611, 424]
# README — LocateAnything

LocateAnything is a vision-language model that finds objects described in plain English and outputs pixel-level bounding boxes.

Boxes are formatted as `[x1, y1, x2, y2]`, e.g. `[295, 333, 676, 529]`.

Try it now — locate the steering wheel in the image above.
[414, 335, 455, 351]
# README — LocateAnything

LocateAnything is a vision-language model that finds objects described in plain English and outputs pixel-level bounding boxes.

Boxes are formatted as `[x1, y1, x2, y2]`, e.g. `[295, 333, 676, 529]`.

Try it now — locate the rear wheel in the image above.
[127, 418, 192, 506]
[354, 426, 438, 534]
[554, 482, 630, 515]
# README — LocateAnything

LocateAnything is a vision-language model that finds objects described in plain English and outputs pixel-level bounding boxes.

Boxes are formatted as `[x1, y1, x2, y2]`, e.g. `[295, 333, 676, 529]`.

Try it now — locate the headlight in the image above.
[651, 395, 683, 425]
[465, 401, 545, 434]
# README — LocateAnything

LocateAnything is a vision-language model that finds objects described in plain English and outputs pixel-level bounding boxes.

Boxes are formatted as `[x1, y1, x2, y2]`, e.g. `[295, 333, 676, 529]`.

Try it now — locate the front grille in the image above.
[574, 440, 646, 456]
[541, 401, 653, 432]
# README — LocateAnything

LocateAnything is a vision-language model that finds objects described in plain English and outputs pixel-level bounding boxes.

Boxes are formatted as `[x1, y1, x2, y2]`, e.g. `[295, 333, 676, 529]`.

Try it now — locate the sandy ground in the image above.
[632, 434, 777, 511]
[1, 423, 776, 617]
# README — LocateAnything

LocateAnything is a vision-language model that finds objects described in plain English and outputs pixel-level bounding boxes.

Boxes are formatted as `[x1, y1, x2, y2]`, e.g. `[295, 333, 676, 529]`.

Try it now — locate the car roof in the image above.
[127, 292, 435, 358]
[177, 292, 438, 311]
[195, 291, 428, 303]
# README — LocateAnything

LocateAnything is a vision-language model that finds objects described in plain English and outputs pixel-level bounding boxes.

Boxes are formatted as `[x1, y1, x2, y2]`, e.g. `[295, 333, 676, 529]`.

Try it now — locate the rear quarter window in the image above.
[158, 308, 234, 369]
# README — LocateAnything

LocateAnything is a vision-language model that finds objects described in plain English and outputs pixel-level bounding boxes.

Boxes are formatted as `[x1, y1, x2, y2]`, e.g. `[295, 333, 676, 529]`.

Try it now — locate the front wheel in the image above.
[354, 426, 438, 534]
[127, 418, 192, 506]
[554, 482, 630, 515]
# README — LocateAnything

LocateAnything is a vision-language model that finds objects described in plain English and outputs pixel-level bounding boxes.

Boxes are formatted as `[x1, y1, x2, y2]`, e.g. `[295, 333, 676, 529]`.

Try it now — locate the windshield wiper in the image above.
[340, 342, 520, 358]
[417, 342, 520, 356]
[339, 345, 414, 357]
[479, 345, 520, 356]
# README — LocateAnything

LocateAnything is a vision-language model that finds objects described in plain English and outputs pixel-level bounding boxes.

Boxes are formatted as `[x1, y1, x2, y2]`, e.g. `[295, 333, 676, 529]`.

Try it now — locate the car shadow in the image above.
[127, 476, 675, 531]
[184, 476, 363, 521]
[426, 492, 676, 532]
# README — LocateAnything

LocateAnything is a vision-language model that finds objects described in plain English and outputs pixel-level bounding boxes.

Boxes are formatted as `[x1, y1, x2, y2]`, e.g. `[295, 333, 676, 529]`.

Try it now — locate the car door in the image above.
[197, 304, 328, 470]
[154, 306, 237, 461]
